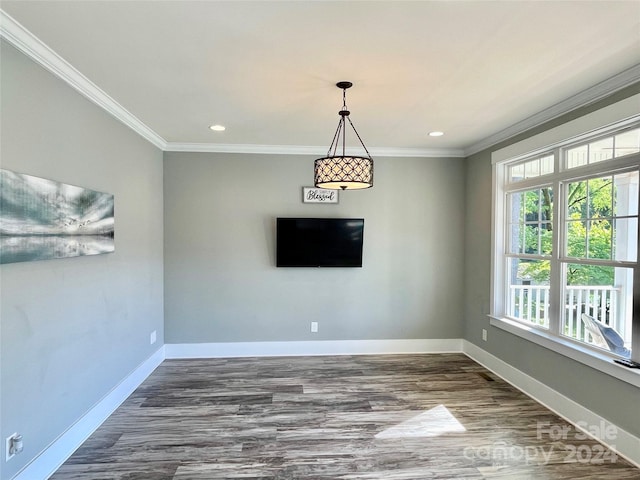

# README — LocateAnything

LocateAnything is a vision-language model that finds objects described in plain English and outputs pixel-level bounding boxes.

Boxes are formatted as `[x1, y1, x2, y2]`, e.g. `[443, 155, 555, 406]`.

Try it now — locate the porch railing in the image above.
[509, 284, 550, 327]
[508, 285, 621, 345]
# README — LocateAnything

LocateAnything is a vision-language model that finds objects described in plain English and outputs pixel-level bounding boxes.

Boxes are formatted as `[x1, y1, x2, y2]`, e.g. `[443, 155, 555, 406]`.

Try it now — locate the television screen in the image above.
[276, 218, 364, 267]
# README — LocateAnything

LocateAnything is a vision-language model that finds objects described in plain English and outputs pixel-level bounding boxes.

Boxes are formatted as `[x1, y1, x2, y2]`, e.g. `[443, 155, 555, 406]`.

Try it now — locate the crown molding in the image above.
[0, 9, 459, 159]
[0, 9, 168, 150]
[370, 146, 465, 158]
[3, 7, 636, 159]
[465, 64, 640, 157]
[166, 143, 331, 155]
[165, 142, 465, 158]
[0, 9, 464, 157]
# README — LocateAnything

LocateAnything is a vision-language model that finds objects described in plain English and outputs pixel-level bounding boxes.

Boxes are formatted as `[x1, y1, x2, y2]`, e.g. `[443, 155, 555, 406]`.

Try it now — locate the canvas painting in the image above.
[0, 169, 114, 264]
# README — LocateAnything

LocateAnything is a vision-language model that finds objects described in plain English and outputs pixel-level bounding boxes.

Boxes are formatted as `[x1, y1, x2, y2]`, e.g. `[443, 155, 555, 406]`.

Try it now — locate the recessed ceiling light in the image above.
[209, 124, 226, 132]
[428, 131, 444, 137]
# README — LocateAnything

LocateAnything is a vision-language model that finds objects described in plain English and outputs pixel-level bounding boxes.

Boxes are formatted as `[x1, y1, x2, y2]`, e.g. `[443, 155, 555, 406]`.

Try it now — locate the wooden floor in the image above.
[51, 354, 639, 479]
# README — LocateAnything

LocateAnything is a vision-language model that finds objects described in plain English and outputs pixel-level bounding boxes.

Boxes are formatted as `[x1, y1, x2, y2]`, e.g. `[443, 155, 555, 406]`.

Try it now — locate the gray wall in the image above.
[164, 152, 465, 343]
[0, 42, 164, 479]
[3, 25, 637, 480]
[463, 83, 640, 438]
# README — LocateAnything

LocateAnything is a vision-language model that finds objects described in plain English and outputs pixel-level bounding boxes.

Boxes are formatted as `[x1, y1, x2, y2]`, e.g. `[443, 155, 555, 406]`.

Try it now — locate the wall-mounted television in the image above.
[276, 218, 364, 267]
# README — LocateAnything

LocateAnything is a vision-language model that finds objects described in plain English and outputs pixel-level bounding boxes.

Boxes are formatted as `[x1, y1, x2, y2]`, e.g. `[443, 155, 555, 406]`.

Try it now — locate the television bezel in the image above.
[275, 217, 364, 268]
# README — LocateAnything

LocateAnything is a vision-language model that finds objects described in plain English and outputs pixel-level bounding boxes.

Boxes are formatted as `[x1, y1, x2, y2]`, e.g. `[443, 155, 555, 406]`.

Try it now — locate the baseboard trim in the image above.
[12, 347, 165, 480]
[13, 340, 639, 478]
[462, 340, 640, 468]
[164, 338, 463, 358]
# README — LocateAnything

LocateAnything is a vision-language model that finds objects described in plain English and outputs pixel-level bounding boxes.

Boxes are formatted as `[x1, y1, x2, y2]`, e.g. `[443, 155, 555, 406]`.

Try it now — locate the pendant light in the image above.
[314, 82, 373, 190]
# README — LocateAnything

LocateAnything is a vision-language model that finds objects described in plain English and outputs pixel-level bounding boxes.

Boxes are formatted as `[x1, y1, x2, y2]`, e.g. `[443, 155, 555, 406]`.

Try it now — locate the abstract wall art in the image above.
[0, 169, 114, 264]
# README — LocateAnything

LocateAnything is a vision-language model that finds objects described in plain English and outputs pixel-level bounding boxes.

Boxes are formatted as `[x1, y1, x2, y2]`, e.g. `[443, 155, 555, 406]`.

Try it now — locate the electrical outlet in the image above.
[150, 330, 157, 345]
[311, 322, 318, 333]
[6, 433, 22, 462]
[482, 329, 488, 341]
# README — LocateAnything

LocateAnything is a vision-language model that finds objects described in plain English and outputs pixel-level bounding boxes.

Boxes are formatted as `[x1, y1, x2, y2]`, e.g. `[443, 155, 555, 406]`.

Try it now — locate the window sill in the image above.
[489, 316, 640, 388]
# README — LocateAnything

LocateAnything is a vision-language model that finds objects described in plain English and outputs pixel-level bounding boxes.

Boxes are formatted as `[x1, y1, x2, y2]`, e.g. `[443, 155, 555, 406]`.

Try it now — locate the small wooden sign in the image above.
[302, 187, 339, 204]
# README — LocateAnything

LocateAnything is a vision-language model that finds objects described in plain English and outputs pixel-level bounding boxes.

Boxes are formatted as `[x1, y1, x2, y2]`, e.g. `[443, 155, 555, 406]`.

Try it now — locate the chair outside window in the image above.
[581, 313, 631, 358]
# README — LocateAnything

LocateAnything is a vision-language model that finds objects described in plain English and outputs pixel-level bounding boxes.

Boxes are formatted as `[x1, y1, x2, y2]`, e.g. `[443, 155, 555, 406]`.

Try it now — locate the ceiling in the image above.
[2, 1, 639, 157]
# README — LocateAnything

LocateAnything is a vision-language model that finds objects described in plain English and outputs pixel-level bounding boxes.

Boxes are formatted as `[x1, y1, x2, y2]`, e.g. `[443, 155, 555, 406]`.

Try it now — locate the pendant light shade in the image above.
[314, 82, 373, 190]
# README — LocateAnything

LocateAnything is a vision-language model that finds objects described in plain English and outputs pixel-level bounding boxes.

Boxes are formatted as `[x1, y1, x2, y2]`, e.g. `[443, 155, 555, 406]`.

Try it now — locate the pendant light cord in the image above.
[342, 88, 347, 156]
[328, 117, 343, 157]
[325, 84, 372, 160]
[347, 116, 372, 159]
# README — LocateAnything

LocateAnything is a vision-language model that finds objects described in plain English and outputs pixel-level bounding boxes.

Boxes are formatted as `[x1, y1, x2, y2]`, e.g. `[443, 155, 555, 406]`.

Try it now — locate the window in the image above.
[493, 125, 640, 363]
[562, 171, 638, 348]
[508, 154, 554, 182]
[506, 185, 553, 327]
[566, 128, 640, 169]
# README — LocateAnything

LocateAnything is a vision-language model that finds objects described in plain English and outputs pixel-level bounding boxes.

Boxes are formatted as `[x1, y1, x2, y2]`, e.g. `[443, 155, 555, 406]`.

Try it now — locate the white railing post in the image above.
[567, 288, 575, 337]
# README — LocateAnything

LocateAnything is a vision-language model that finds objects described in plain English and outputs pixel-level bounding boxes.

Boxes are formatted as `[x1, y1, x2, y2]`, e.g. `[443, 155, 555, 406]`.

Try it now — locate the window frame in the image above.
[503, 182, 554, 327]
[490, 104, 640, 387]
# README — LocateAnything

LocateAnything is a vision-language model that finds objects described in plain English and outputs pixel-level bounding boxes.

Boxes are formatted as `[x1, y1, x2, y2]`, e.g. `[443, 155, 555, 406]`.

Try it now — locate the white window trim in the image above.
[491, 94, 640, 165]
[490, 93, 640, 386]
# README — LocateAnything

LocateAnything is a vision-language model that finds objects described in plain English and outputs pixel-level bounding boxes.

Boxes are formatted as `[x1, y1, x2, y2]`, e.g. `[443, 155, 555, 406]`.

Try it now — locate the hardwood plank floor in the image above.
[51, 354, 639, 479]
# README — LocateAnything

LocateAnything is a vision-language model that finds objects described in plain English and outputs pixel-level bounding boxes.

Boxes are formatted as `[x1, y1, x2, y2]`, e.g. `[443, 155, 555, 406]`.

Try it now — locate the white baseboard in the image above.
[462, 340, 640, 468]
[12, 347, 165, 480]
[164, 338, 463, 358]
[14, 339, 639, 479]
